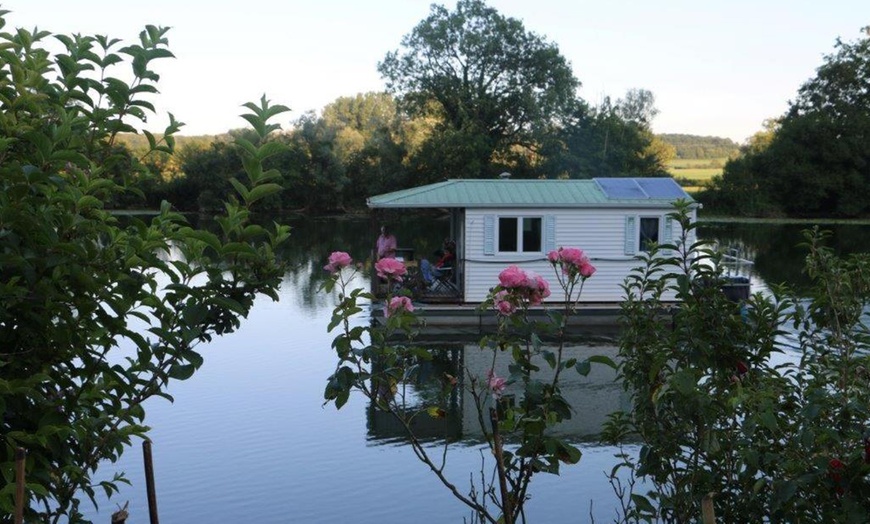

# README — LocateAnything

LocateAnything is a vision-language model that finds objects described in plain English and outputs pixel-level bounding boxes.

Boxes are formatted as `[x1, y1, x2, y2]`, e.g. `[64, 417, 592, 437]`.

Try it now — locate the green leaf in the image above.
[246, 183, 283, 205]
[77, 195, 103, 210]
[630, 494, 656, 514]
[49, 150, 90, 167]
[234, 137, 258, 158]
[542, 349, 556, 369]
[168, 363, 196, 381]
[228, 177, 249, 200]
[182, 302, 209, 325]
[256, 141, 287, 161]
[334, 390, 350, 410]
[211, 296, 246, 315]
[586, 354, 617, 369]
[183, 228, 222, 252]
[759, 410, 779, 433]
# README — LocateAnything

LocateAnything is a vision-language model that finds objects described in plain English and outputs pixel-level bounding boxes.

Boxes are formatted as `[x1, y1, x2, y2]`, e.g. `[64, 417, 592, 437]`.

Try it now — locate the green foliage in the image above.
[656, 134, 740, 160]
[539, 98, 670, 179]
[284, 93, 411, 211]
[94, 2, 668, 210]
[379, 0, 579, 178]
[607, 203, 870, 522]
[702, 29, 870, 218]
[0, 15, 290, 522]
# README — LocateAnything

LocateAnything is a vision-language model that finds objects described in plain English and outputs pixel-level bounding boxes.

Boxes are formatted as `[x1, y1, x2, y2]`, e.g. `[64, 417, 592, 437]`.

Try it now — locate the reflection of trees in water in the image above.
[277, 217, 372, 309]
[367, 347, 464, 444]
[698, 222, 870, 293]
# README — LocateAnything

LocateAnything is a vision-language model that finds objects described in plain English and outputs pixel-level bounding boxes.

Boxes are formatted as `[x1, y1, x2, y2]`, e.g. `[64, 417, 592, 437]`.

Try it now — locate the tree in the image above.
[617, 88, 659, 128]
[656, 134, 740, 160]
[743, 118, 779, 155]
[0, 16, 290, 522]
[283, 111, 350, 212]
[702, 28, 870, 217]
[379, 0, 579, 178]
[180, 141, 246, 211]
[319, 92, 409, 204]
[539, 97, 670, 179]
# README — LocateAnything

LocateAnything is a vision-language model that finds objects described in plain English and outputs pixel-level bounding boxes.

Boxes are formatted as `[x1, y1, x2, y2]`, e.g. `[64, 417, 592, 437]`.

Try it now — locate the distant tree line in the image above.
[657, 133, 740, 160]
[699, 27, 870, 218]
[110, 0, 671, 215]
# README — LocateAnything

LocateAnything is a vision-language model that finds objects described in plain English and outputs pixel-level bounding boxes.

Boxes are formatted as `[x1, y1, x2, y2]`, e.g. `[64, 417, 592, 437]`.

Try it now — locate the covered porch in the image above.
[369, 207, 466, 304]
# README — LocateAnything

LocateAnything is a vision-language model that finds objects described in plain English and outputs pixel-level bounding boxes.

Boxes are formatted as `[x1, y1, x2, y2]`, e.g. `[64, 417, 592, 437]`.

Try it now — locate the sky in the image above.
[7, 0, 870, 143]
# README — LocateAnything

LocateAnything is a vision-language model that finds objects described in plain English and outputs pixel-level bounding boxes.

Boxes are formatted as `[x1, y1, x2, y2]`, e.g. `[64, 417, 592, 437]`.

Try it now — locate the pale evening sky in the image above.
[7, 0, 870, 143]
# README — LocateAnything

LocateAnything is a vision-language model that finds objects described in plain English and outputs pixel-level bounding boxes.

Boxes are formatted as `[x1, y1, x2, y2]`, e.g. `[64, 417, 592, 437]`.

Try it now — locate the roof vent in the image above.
[499, 172, 511, 179]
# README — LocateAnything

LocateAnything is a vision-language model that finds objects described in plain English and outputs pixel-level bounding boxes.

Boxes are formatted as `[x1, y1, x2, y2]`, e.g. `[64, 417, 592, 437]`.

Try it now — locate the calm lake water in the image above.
[81, 216, 870, 523]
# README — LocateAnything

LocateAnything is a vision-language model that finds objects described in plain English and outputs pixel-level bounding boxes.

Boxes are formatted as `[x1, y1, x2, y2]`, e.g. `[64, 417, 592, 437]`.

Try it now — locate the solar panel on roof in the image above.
[636, 178, 687, 199]
[596, 178, 647, 199]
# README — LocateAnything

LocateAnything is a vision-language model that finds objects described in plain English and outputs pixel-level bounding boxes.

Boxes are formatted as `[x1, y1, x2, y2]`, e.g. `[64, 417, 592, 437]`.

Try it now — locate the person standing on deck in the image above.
[376, 225, 397, 259]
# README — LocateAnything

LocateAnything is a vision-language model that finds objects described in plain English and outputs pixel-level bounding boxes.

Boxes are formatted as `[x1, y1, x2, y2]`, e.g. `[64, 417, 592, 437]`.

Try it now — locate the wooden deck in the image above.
[369, 301, 660, 343]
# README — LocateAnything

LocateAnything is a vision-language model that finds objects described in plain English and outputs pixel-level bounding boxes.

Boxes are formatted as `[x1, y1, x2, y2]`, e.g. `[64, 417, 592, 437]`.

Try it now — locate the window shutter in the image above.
[624, 216, 636, 255]
[544, 215, 556, 253]
[484, 215, 495, 255]
[663, 216, 674, 244]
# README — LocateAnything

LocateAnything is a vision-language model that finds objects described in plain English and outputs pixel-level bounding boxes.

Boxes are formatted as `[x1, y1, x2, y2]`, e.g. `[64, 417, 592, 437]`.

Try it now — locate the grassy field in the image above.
[667, 157, 729, 193]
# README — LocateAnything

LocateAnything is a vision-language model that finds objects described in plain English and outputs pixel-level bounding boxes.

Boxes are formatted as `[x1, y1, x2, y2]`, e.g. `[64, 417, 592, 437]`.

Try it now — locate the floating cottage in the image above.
[368, 176, 697, 326]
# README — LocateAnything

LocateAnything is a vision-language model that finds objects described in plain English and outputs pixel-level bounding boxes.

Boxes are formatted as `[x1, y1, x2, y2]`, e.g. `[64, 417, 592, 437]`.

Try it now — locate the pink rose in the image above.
[522, 270, 539, 291]
[559, 247, 585, 267]
[385, 295, 414, 318]
[498, 265, 527, 288]
[494, 290, 516, 316]
[578, 260, 596, 278]
[375, 257, 407, 282]
[536, 274, 551, 299]
[487, 369, 507, 399]
[324, 251, 353, 273]
[547, 250, 560, 263]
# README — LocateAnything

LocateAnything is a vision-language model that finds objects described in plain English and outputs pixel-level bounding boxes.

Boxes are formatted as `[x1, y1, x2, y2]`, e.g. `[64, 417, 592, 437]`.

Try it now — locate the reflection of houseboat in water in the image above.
[368, 176, 700, 325]
[366, 337, 628, 444]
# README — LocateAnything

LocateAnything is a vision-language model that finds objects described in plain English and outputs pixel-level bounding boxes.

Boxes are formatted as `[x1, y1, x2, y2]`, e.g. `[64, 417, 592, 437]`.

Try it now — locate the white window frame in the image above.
[497, 215, 543, 254]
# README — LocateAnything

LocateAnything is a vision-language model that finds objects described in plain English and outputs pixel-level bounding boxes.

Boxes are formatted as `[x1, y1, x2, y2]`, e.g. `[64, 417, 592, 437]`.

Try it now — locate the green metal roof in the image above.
[367, 178, 694, 209]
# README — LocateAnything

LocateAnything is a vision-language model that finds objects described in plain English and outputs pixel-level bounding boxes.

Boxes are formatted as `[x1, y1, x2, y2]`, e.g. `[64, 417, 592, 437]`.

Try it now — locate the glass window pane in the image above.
[522, 217, 542, 252]
[639, 217, 659, 251]
[499, 217, 517, 252]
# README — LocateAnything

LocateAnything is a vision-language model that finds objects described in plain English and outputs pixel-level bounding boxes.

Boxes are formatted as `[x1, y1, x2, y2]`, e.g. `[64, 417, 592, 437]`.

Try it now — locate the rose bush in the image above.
[322, 245, 609, 524]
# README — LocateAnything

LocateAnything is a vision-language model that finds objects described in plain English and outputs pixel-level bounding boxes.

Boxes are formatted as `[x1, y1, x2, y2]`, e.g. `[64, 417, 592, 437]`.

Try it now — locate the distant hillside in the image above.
[657, 133, 740, 160]
[116, 133, 230, 152]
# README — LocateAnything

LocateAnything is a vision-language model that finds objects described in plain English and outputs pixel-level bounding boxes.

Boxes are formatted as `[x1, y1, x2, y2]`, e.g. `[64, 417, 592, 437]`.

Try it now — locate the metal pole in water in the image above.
[14, 447, 25, 524]
[143, 439, 160, 524]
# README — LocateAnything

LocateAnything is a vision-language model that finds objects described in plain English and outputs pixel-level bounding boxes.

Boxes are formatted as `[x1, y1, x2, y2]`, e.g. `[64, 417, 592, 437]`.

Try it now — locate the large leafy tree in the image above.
[319, 93, 409, 203]
[704, 28, 870, 217]
[0, 15, 290, 522]
[378, 0, 579, 178]
[540, 94, 670, 179]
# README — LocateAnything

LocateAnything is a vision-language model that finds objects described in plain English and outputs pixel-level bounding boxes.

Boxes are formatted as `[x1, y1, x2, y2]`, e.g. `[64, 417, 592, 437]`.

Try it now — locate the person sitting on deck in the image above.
[420, 239, 455, 286]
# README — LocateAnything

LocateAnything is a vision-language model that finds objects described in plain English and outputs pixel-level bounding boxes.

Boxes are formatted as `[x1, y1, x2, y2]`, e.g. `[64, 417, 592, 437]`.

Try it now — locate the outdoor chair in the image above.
[430, 266, 458, 294]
